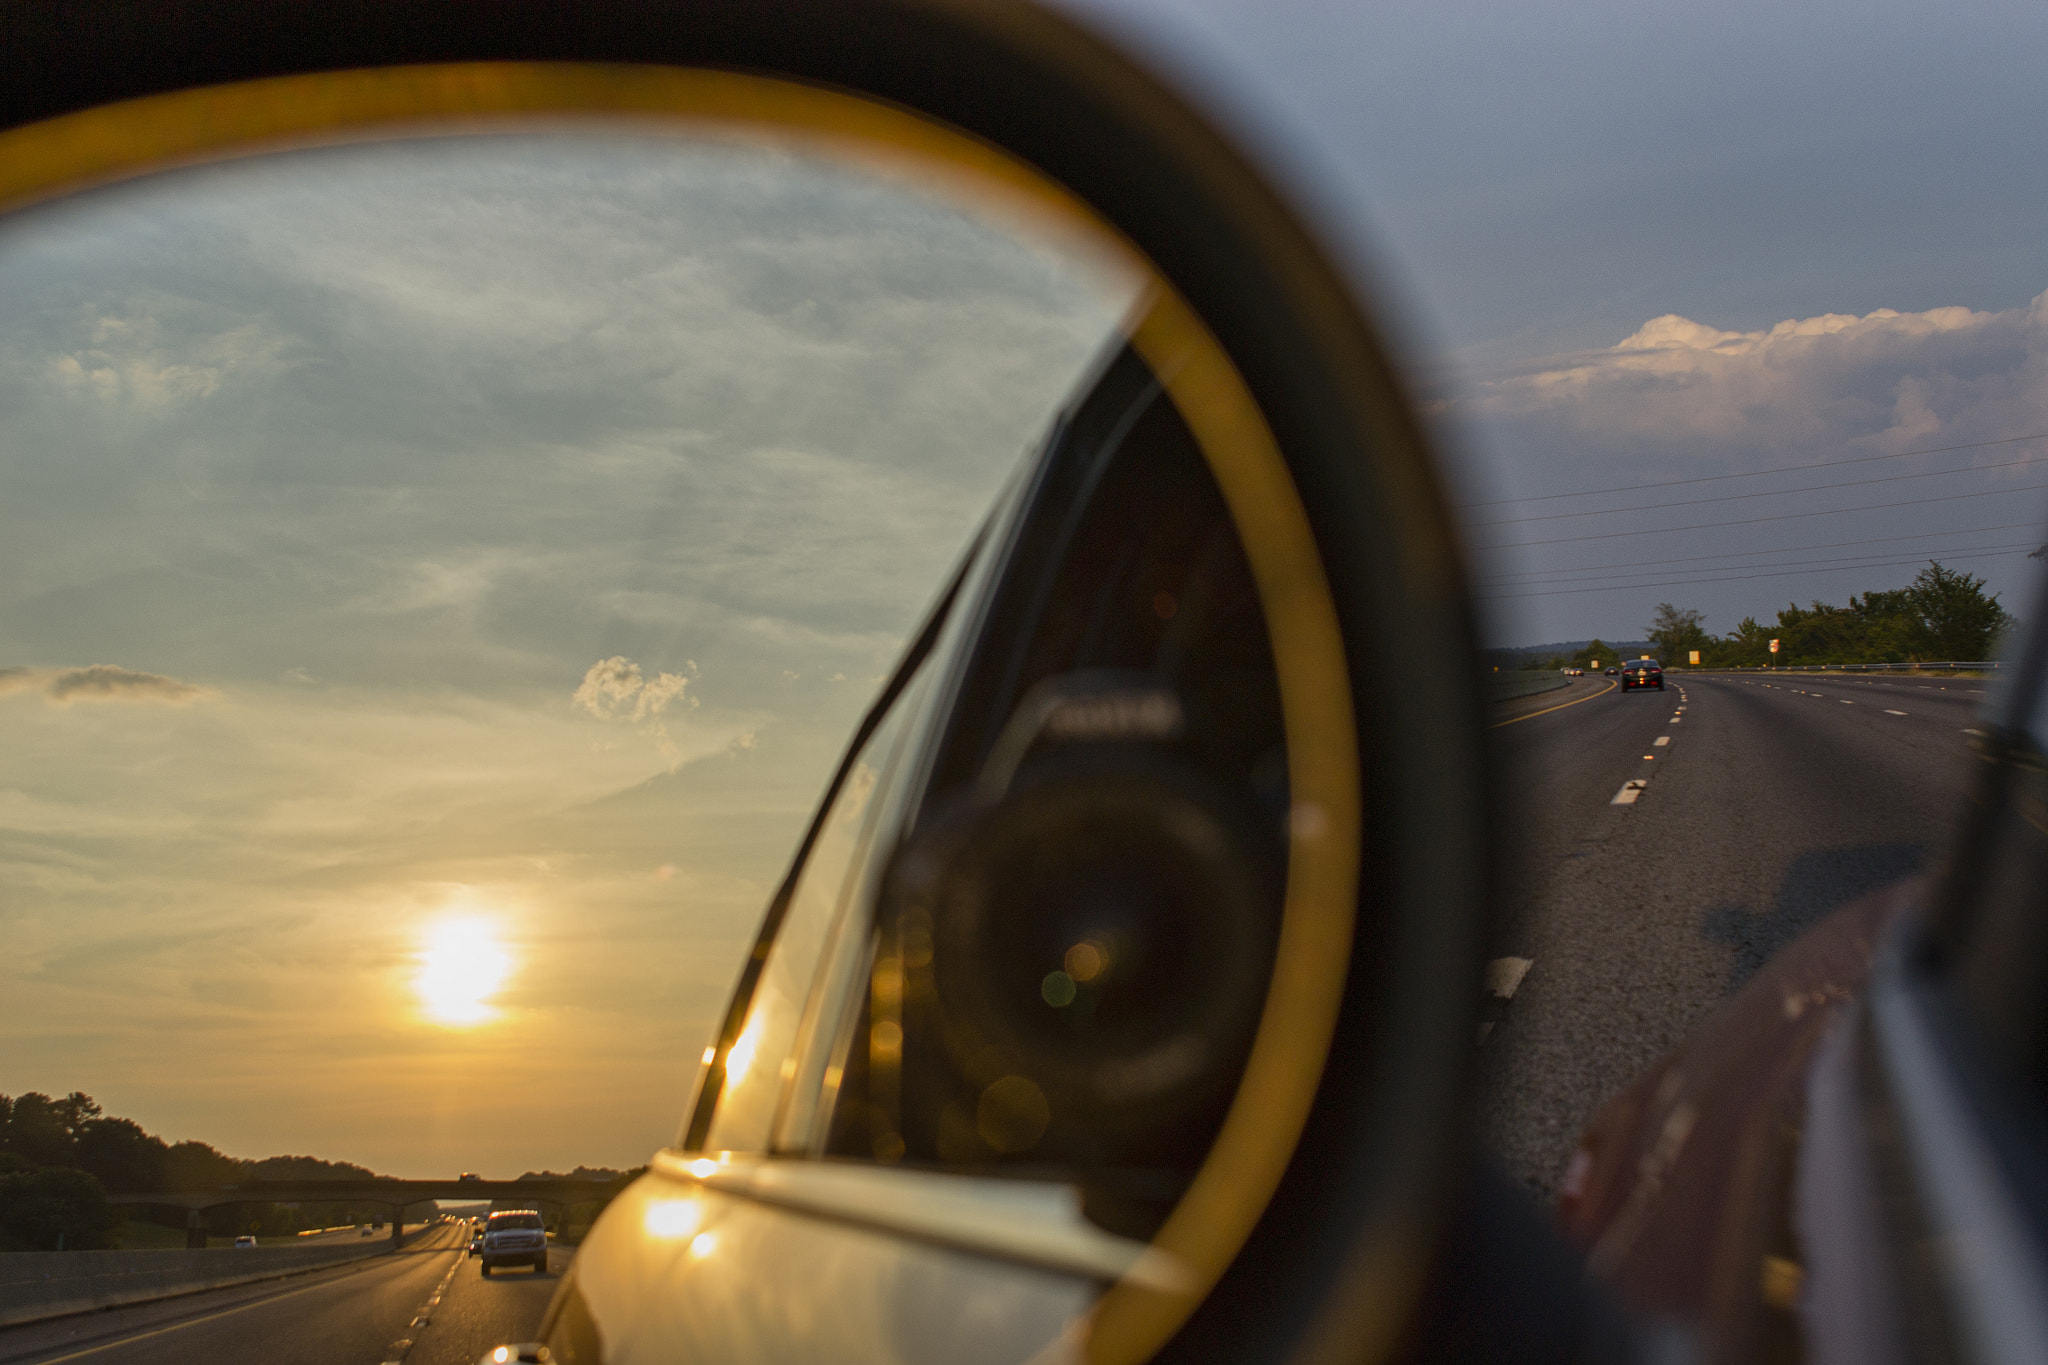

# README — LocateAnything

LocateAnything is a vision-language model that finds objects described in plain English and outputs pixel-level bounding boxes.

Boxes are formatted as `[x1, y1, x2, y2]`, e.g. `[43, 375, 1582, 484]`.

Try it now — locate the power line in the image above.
[1477, 546, 2025, 601]
[1478, 482, 2048, 551]
[1458, 429, 2048, 509]
[1476, 541, 2038, 590]
[1467, 452, 2048, 528]
[1473, 520, 2047, 581]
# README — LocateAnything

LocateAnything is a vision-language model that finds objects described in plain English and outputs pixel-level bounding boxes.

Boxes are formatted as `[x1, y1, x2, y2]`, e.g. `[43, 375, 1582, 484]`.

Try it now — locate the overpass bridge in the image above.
[106, 1177, 631, 1248]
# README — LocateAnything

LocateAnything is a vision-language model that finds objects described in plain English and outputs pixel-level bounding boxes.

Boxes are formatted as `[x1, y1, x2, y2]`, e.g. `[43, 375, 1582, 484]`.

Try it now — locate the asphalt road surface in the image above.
[0, 1221, 566, 1365]
[1475, 670, 1994, 1196]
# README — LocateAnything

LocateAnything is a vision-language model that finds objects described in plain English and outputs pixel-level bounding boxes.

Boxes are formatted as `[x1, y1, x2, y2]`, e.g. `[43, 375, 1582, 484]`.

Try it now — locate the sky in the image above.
[1066, 0, 2048, 646]
[0, 134, 1135, 1174]
[10, 2, 2048, 1177]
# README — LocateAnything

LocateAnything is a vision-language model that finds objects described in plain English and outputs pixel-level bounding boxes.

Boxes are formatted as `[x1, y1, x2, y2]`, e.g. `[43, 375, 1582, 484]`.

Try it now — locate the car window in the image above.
[699, 657, 938, 1154]
[819, 347, 1288, 1238]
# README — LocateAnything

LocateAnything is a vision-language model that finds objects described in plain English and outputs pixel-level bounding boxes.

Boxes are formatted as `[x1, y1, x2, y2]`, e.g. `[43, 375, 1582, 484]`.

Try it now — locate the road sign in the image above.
[1689, 650, 1701, 665]
[1769, 639, 1780, 654]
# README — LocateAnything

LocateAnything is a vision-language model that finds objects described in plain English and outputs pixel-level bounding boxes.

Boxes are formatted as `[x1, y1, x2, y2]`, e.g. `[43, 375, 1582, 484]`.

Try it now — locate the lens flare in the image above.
[414, 917, 513, 1026]
[642, 1199, 703, 1241]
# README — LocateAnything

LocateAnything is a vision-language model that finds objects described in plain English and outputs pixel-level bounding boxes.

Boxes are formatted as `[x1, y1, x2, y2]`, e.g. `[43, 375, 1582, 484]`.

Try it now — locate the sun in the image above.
[414, 917, 514, 1026]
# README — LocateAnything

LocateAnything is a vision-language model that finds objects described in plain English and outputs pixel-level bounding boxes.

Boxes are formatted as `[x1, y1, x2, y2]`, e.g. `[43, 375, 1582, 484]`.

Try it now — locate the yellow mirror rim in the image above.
[0, 60, 1371, 1365]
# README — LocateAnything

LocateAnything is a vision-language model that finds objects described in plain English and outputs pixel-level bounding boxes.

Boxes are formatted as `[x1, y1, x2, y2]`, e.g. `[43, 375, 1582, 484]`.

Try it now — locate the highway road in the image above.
[0, 1221, 566, 1365]
[1475, 670, 1994, 1196]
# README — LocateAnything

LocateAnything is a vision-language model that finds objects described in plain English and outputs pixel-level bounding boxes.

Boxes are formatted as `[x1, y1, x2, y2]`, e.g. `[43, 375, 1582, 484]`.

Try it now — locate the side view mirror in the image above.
[0, 3, 1497, 1363]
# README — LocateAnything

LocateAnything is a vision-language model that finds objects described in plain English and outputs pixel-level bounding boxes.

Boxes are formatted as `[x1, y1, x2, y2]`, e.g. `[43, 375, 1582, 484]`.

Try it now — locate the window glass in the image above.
[823, 351, 1288, 1241]
[704, 664, 932, 1152]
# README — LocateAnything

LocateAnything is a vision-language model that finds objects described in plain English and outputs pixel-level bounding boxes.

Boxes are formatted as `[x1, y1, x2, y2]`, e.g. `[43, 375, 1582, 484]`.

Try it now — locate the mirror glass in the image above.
[0, 130, 1142, 1189]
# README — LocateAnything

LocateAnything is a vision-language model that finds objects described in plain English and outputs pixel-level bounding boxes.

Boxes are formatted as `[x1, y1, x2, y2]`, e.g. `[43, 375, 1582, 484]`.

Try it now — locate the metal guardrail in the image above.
[1681, 662, 2002, 673]
[1483, 672, 1574, 702]
[0, 1236, 408, 1329]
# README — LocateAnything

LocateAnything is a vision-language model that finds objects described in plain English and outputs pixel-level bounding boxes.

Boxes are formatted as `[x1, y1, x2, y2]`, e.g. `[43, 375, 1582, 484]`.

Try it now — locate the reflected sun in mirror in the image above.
[414, 916, 515, 1026]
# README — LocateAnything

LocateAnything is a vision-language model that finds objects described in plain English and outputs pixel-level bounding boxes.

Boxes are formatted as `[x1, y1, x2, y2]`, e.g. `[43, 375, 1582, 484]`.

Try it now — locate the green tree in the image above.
[1582, 637, 1612, 668]
[1646, 604, 1710, 664]
[1717, 616, 1774, 666]
[74, 1117, 171, 1194]
[0, 1166, 116, 1251]
[163, 1140, 244, 1191]
[0, 1092, 96, 1168]
[1906, 561, 2014, 661]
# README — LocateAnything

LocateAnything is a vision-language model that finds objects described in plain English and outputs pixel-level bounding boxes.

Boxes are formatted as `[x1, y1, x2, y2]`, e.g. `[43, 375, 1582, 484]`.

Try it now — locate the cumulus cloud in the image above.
[573, 656, 697, 766]
[1466, 292, 2048, 459]
[0, 664, 207, 704]
[1451, 290, 2048, 642]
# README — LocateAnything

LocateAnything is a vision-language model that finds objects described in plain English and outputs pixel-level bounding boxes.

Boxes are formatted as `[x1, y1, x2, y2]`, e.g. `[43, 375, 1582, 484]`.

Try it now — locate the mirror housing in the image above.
[0, 4, 1496, 1362]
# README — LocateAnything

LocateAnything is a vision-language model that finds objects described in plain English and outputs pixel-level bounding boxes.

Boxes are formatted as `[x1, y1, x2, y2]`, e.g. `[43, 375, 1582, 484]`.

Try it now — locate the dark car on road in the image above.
[1620, 659, 1664, 691]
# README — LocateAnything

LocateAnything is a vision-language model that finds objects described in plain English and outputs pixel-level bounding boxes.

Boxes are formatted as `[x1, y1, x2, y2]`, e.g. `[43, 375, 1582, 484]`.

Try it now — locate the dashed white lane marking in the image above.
[1653, 736, 1670, 746]
[1965, 728, 1986, 736]
[383, 1241, 463, 1364]
[1476, 956, 1535, 1044]
[1612, 780, 1647, 805]
[1486, 957, 1533, 998]
[1885, 709, 1907, 716]
[1841, 699, 1854, 704]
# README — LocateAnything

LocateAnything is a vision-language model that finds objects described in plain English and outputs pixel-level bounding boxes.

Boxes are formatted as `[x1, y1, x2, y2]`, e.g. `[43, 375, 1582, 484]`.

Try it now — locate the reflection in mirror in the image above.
[0, 132, 1139, 1190]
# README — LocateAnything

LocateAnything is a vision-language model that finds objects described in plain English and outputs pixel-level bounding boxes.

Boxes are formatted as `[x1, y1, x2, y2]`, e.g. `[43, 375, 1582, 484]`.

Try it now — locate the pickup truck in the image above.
[478, 1209, 548, 1276]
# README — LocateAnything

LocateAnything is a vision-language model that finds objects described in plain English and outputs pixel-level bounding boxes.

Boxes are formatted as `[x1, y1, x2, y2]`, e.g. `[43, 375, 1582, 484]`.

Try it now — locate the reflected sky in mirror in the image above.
[0, 132, 1140, 1175]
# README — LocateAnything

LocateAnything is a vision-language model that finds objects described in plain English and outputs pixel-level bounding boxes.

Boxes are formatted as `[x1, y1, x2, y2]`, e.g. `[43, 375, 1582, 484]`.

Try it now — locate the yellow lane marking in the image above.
[1490, 678, 1619, 727]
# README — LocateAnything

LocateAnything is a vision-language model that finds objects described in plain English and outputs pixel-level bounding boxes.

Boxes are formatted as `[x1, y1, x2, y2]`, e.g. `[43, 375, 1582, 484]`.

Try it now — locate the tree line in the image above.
[1519, 562, 2016, 670]
[0, 1090, 384, 1251]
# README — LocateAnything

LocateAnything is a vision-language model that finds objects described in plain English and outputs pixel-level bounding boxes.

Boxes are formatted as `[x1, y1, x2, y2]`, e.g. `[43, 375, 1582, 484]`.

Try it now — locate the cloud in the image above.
[1, 664, 207, 704]
[573, 656, 698, 766]
[572, 656, 693, 723]
[1449, 290, 2048, 643]
[1465, 292, 2048, 459]
[50, 314, 288, 406]
[352, 553, 528, 617]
